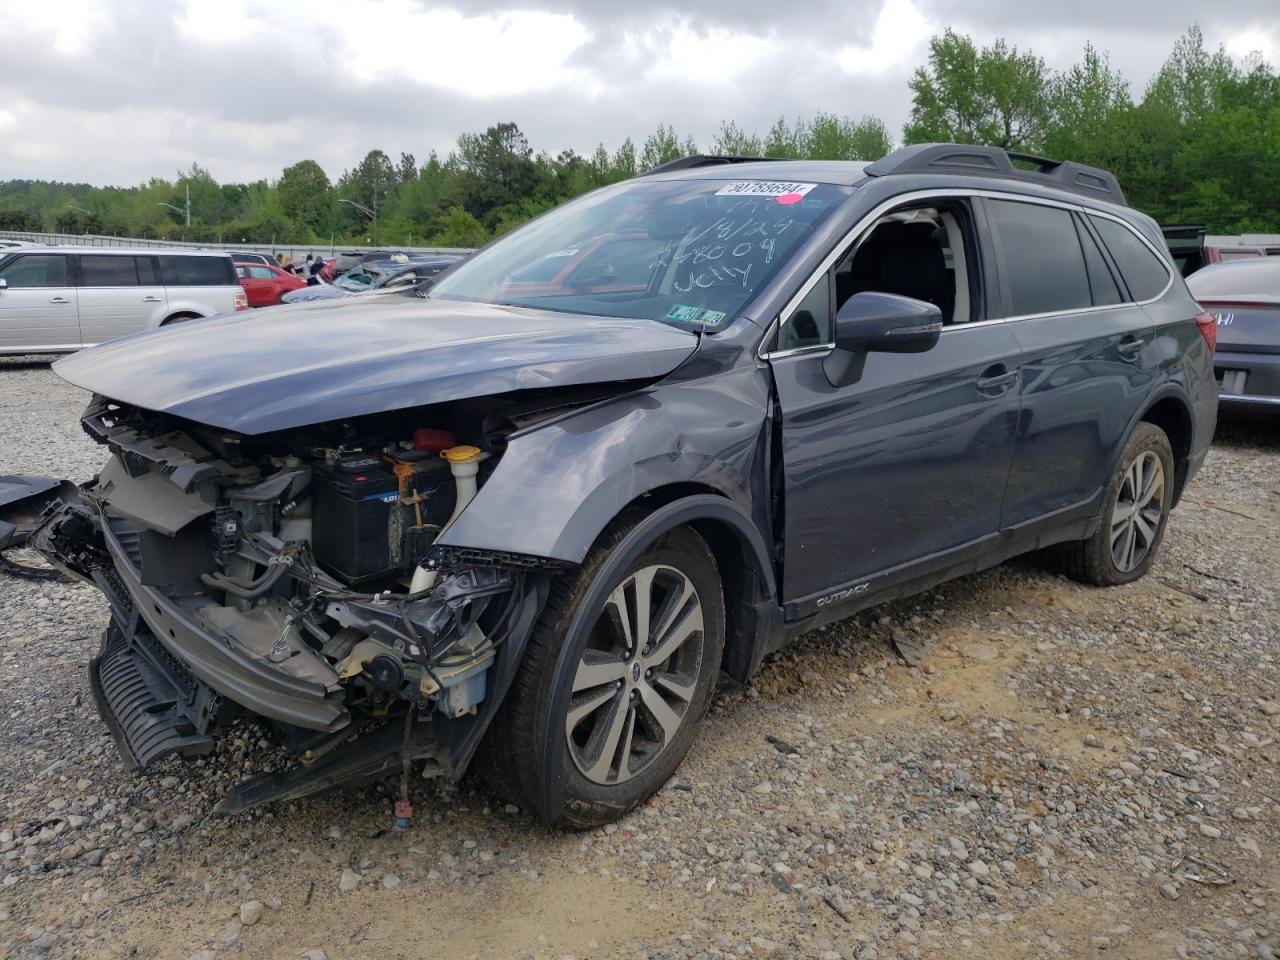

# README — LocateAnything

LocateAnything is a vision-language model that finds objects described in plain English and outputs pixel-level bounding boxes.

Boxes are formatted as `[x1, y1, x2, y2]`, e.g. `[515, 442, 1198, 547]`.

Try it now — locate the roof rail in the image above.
[641, 154, 788, 176]
[864, 143, 1126, 206]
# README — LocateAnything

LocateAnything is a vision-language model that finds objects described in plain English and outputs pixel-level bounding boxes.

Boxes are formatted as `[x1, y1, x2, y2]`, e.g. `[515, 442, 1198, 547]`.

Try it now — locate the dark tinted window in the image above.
[782, 274, 833, 349]
[136, 256, 158, 284]
[990, 200, 1091, 316]
[80, 255, 140, 287]
[159, 255, 234, 286]
[1074, 218, 1122, 306]
[1089, 216, 1170, 301]
[0, 255, 68, 288]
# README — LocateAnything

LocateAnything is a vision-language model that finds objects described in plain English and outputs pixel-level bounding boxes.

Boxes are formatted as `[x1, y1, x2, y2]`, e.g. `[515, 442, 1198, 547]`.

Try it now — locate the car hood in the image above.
[53, 296, 699, 434]
[282, 286, 350, 304]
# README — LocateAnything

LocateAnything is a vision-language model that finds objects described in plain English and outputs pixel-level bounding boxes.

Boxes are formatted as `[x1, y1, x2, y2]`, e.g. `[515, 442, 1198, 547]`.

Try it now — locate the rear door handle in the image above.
[976, 364, 1019, 396]
[1117, 337, 1146, 359]
[49, 296, 71, 305]
[142, 296, 163, 303]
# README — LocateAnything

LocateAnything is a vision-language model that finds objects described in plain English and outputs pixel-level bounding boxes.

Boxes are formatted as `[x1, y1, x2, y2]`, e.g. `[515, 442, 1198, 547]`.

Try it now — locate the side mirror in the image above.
[823, 292, 943, 387]
[0, 278, 7, 291]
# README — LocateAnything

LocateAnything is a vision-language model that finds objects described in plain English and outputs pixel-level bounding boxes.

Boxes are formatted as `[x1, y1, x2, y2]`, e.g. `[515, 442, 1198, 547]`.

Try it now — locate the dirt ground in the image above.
[1, 362, 1277, 959]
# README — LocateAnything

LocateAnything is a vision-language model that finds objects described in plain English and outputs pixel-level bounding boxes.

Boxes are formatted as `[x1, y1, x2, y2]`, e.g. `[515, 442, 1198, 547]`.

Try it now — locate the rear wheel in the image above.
[1052, 422, 1174, 586]
[481, 516, 724, 828]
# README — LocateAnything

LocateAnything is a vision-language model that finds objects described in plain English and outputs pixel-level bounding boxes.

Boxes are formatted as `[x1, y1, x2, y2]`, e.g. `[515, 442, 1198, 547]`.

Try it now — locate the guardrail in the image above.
[0, 230, 474, 259]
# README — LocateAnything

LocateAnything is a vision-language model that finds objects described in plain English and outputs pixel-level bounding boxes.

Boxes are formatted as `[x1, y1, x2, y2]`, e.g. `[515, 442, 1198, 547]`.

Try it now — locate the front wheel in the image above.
[1053, 422, 1175, 586]
[480, 517, 724, 828]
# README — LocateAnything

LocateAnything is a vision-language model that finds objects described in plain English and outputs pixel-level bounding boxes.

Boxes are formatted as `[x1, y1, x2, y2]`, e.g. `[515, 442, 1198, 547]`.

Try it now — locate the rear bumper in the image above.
[1215, 349, 1280, 414]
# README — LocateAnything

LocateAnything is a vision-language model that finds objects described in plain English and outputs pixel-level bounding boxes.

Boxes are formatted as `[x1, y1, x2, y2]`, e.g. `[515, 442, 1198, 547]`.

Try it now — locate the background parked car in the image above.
[230, 252, 277, 268]
[283, 255, 460, 303]
[235, 262, 307, 307]
[0, 247, 245, 354]
[1188, 258, 1280, 415]
[326, 249, 400, 281]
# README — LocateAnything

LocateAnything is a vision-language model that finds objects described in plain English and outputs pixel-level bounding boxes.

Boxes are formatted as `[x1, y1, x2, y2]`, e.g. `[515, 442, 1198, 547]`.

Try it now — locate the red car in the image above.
[235, 262, 307, 307]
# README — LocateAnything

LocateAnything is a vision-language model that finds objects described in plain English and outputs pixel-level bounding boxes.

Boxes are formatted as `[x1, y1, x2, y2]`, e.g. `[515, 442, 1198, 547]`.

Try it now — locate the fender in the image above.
[438, 365, 775, 564]
[1115, 380, 1196, 504]
[534, 493, 779, 825]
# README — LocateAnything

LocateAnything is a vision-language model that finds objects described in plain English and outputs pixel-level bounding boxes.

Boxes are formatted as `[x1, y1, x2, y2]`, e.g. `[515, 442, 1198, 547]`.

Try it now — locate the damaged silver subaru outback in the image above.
[17, 146, 1216, 827]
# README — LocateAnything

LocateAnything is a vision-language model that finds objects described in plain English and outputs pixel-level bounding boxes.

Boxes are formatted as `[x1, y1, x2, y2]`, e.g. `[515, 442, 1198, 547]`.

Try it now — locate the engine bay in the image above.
[29, 390, 596, 810]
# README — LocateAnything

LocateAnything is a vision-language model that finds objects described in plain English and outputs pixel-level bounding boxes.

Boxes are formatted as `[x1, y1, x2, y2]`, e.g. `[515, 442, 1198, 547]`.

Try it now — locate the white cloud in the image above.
[176, 0, 593, 99]
[640, 22, 773, 83]
[1225, 27, 1278, 64]
[0, 0, 108, 56]
[837, 0, 932, 76]
[1, 0, 1277, 185]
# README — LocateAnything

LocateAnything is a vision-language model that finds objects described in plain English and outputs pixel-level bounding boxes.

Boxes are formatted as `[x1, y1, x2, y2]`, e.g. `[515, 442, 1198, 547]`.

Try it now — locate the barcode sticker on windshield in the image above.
[714, 181, 816, 199]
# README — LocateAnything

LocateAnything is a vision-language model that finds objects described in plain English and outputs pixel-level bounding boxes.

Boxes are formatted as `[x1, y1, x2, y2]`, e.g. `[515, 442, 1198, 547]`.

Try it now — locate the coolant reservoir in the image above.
[408, 445, 485, 594]
[440, 446, 483, 528]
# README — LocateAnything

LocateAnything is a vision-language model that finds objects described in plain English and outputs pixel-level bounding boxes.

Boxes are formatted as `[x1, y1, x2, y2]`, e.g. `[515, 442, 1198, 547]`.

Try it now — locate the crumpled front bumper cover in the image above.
[37, 501, 350, 734]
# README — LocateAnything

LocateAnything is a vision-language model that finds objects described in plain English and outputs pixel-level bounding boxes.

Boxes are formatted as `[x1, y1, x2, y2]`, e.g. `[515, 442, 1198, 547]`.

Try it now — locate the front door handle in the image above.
[976, 364, 1019, 396]
[49, 296, 71, 304]
[1117, 337, 1146, 360]
[142, 296, 163, 303]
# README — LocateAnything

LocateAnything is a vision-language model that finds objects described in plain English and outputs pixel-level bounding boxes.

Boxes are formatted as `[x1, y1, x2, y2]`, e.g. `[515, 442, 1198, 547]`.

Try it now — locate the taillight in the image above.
[1194, 311, 1216, 353]
[234, 291, 248, 312]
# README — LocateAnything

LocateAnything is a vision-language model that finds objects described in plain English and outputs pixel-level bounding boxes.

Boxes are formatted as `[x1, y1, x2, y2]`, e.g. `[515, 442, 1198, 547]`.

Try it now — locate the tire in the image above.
[480, 513, 724, 828]
[1053, 422, 1175, 586]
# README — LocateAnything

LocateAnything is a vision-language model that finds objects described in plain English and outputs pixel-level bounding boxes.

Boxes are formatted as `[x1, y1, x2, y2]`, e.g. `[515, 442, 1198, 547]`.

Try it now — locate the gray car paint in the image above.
[51, 295, 698, 434]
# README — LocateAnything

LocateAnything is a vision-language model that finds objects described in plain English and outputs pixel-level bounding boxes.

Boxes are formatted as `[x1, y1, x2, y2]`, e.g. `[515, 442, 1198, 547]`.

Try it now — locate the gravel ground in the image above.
[0, 357, 1277, 960]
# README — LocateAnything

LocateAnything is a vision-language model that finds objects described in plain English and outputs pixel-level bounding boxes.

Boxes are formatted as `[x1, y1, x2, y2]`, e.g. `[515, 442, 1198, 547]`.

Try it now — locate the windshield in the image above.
[430, 178, 848, 329]
[336, 266, 387, 292]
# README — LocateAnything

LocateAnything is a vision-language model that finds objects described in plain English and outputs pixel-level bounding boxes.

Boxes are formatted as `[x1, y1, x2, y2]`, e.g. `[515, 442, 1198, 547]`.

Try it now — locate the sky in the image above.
[0, 0, 1276, 187]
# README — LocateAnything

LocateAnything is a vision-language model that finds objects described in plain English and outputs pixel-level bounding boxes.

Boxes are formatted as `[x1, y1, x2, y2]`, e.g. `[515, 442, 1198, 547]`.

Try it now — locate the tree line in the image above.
[0, 25, 1275, 247]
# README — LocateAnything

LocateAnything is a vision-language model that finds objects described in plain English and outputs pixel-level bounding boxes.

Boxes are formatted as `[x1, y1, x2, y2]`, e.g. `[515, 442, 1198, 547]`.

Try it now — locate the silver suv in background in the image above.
[0, 247, 246, 354]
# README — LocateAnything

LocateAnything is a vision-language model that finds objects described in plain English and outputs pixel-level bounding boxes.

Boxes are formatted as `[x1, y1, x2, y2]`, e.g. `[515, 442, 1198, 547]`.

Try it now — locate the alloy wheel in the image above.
[1109, 450, 1165, 573]
[565, 564, 705, 785]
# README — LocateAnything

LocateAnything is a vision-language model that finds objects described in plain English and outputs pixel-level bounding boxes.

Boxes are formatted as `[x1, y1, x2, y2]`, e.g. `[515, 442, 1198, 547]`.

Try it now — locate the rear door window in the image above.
[989, 199, 1091, 316]
[248, 267, 276, 279]
[1073, 218, 1123, 306]
[79, 255, 141, 287]
[1088, 216, 1171, 302]
[0, 254, 69, 287]
[159, 255, 234, 286]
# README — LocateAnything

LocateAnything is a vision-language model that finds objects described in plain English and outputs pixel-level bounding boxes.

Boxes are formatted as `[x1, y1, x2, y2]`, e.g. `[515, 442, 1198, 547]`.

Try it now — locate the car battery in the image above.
[386, 449, 453, 565]
[312, 453, 401, 583]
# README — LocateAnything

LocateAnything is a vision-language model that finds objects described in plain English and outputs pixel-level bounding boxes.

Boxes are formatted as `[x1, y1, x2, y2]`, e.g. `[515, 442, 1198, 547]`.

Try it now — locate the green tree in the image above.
[711, 121, 764, 156]
[54, 209, 104, 234]
[611, 138, 637, 180]
[277, 160, 333, 235]
[0, 208, 41, 231]
[337, 150, 398, 234]
[639, 124, 696, 172]
[806, 113, 892, 159]
[1144, 25, 1237, 129]
[1043, 44, 1131, 161]
[455, 122, 542, 225]
[396, 152, 417, 186]
[904, 29, 1051, 150]
[431, 205, 488, 247]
